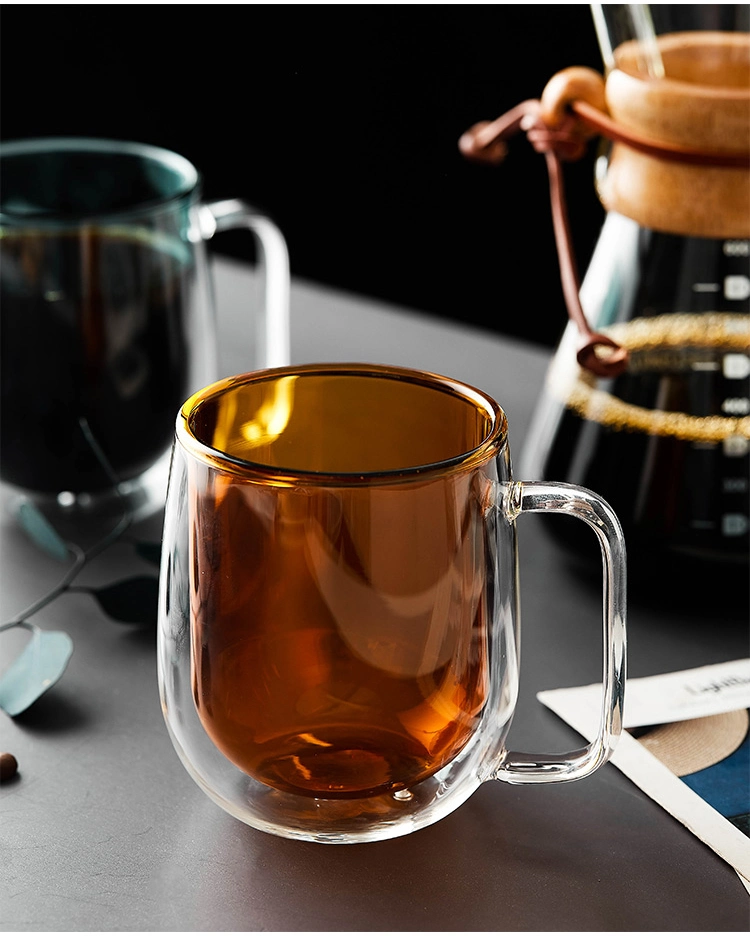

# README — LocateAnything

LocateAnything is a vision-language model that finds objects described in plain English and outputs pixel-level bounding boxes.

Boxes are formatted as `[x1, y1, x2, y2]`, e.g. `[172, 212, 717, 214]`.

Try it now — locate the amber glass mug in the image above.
[158, 363, 626, 843]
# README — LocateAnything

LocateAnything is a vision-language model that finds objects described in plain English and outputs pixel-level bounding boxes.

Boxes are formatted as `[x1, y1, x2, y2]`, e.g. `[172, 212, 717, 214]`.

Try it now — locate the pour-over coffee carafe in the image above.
[461, 5, 749, 605]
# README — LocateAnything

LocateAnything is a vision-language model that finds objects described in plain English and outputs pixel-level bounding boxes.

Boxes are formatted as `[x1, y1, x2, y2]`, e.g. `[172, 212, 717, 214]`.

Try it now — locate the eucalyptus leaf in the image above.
[85, 576, 159, 626]
[16, 501, 70, 561]
[0, 625, 74, 716]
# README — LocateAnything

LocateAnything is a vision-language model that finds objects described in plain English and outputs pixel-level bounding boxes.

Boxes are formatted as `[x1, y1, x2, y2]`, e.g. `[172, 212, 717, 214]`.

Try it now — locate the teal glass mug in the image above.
[0, 138, 289, 523]
[158, 363, 627, 843]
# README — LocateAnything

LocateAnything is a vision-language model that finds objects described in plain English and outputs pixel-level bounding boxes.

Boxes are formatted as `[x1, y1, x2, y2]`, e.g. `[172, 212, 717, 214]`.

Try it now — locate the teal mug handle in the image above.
[201, 198, 290, 367]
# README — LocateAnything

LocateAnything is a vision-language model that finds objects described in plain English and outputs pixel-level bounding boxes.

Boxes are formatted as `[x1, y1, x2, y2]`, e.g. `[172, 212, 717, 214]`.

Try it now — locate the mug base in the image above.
[173, 722, 490, 844]
[1, 450, 170, 545]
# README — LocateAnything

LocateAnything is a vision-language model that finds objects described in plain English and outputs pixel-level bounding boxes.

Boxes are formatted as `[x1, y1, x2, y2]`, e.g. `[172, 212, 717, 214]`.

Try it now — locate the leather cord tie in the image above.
[458, 68, 750, 379]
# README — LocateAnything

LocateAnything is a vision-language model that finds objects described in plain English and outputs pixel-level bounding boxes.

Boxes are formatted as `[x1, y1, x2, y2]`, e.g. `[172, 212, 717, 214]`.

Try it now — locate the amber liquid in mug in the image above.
[188, 371, 494, 798]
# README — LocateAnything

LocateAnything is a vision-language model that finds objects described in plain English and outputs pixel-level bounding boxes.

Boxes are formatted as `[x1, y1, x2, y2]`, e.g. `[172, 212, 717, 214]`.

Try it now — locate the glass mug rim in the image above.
[0, 136, 202, 226]
[176, 362, 510, 485]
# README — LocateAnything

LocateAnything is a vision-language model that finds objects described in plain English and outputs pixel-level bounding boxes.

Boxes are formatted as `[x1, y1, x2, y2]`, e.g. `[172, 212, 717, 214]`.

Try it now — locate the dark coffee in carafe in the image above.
[532, 284, 749, 568]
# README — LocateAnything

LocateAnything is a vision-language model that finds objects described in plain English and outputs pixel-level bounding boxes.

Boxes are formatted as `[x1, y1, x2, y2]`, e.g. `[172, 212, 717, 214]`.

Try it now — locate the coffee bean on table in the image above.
[0, 752, 18, 781]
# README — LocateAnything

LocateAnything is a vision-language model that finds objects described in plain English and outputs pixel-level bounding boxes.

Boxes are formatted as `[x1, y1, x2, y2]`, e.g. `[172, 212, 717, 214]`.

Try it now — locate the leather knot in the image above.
[522, 111, 589, 162]
[458, 99, 590, 165]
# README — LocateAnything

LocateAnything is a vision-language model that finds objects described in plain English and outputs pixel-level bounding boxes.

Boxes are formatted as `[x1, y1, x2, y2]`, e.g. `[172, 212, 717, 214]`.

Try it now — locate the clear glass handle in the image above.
[201, 198, 290, 367]
[496, 480, 627, 783]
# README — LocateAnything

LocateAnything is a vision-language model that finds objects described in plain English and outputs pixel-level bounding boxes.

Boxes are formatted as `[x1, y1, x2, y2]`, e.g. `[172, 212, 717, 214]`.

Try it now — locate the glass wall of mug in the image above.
[158, 363, 626, 843]
[0, 138, 289, 527]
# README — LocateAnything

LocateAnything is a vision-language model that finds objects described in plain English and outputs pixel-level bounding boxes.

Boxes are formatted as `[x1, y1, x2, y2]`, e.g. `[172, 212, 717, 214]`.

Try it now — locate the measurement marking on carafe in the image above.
[722, 514, 749, 537]
[724, 436, 750, 458]
[722, 398, 750, 415]
[692, 283, 720, 293]
[723, 354, 750, 380]
[723, 240, 750, 257]
[723, 477, 749, 493]
[725, 275, 750, 302]
[691, 361, 720, 371]
[691, 519, 716, 530]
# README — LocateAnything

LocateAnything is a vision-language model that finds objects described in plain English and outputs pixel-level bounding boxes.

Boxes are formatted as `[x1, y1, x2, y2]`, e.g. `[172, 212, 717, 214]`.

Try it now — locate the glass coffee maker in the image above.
[464, 5, 749, 606]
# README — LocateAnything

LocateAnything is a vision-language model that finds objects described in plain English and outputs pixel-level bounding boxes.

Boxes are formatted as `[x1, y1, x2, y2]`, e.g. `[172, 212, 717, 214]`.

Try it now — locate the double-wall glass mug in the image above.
[0, 138, 289, 525]
[158, 363, 626, 843]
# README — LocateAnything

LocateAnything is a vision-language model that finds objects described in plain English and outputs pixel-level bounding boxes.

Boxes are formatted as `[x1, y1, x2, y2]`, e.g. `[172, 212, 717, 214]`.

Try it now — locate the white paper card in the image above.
[538, 659, 750, 892]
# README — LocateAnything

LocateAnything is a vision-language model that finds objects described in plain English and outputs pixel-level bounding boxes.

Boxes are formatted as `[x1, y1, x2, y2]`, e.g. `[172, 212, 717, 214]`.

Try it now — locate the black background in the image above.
[0, 4, 607, 349]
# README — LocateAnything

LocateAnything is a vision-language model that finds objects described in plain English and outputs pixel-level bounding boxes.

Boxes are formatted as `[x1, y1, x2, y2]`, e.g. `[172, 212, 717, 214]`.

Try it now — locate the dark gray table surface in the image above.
[1, 258, 748, 931]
